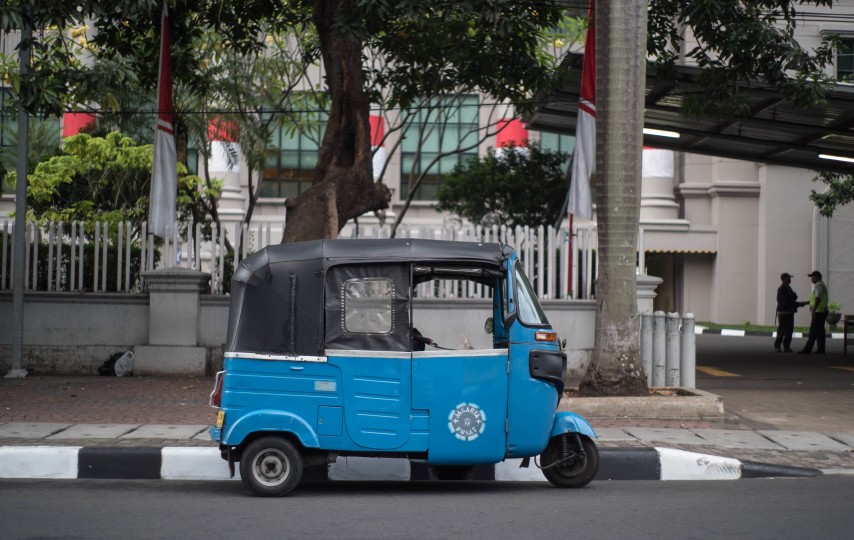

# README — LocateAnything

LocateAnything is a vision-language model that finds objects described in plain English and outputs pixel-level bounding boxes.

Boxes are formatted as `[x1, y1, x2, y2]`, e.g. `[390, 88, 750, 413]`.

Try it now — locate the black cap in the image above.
[780, 273, 793, 279]
[808, 271, 822, 279]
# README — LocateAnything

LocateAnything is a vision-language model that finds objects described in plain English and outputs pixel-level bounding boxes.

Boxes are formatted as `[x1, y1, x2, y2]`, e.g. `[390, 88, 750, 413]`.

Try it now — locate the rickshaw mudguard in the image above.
[223, 410, 320, 448]
[550, 412, 597, 439]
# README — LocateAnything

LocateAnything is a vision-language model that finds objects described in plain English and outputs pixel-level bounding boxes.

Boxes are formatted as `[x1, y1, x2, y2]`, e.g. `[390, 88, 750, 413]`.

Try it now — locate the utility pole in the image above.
[7, 20, 31, 379]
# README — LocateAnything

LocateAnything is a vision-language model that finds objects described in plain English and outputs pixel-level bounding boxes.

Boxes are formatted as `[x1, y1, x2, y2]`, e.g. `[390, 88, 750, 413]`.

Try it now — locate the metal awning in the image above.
[525, 52, 854, 173]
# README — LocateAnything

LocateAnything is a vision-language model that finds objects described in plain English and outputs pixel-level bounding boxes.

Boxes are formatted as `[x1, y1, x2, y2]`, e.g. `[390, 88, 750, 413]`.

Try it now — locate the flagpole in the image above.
[568, 213, 574, 299]
[566, 2, 596, 299]
[149, 1, 178, 267]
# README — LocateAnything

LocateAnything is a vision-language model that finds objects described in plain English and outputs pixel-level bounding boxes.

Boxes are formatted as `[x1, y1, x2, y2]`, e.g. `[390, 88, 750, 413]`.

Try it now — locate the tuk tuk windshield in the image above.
[514, 261, 549, 326]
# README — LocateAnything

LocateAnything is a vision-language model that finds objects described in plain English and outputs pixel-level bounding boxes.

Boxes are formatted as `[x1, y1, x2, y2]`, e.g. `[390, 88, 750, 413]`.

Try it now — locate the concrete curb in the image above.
[0, 445, 822, 482]
[559, 388, 724, 419]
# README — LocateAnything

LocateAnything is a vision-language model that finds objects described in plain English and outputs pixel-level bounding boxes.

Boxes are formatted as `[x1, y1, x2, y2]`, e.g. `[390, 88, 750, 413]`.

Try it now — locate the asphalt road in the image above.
[696, 334, 852, 385]
[694, 334, 854, 431]
[3, 477, 854, 539]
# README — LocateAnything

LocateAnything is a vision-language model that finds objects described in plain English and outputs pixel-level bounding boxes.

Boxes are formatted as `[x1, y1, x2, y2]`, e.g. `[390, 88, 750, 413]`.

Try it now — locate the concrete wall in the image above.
[1, 292, 598, 378]
[0, 292, 230, 375]
[412, 298, 597, 379]
[681, 254, 715, 323]
[757, 165, 818, 327]
[709, 177, 761, 324]
[828, 203, 854, 320]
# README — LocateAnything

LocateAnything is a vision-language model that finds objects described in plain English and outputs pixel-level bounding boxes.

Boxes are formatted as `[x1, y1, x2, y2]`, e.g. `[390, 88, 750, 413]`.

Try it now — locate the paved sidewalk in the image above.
[1, 374, 853, 478]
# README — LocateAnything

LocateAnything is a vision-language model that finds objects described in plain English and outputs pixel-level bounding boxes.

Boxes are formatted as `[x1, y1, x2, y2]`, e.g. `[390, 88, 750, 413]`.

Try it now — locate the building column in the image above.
[637, 274, 664, 314]
[641, 148, 679, 221]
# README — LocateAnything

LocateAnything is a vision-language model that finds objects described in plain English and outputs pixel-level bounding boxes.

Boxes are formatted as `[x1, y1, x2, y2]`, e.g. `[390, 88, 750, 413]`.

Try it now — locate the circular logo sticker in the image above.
[448, 402, 486, 441]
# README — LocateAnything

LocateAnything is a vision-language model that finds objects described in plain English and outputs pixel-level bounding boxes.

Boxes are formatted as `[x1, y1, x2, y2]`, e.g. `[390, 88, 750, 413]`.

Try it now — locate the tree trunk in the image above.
[579, 0, 649, 397]
[282, 0, 390, 243]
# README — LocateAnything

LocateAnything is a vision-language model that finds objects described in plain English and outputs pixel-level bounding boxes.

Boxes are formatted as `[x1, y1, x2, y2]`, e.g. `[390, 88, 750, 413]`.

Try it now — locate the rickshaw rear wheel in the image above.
[240, 436, 304, 497]
[541, 434, 598, 488]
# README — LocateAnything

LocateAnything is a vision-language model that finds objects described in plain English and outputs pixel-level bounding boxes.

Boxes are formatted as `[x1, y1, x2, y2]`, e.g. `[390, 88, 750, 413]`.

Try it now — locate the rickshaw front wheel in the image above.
[240, 436, 304, 497]
[541, 434, 599, 488]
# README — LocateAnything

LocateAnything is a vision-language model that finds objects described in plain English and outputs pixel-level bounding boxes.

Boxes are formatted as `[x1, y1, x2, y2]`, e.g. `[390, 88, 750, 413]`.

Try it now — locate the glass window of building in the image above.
[539, 132, 576, 155]
[838, 37, 854, 82]
[262, 112, 326, 199]
[400, 95, 480, 201]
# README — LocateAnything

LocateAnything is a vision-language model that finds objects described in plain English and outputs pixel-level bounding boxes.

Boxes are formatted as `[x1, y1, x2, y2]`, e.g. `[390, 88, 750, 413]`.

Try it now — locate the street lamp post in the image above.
[7, 21, 31, 379]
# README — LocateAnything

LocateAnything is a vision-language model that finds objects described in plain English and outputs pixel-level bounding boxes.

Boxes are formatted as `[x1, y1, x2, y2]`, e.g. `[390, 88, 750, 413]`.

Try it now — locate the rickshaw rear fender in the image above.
[551, 412, 597, 439]
[223, 410, 320, 449]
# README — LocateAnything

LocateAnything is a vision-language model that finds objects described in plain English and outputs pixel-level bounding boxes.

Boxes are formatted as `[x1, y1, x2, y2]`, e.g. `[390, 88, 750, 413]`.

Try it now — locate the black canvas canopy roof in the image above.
[525, 52, 854, 173]
[225, 239, 512, 356]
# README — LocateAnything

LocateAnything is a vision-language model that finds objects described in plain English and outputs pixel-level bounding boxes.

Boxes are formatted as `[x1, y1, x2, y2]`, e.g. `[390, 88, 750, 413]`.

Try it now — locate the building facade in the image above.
[2, 5, 853, 329]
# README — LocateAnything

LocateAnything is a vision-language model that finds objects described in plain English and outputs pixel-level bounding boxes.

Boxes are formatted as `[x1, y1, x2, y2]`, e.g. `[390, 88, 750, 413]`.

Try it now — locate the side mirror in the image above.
[484, 317, 494, 335]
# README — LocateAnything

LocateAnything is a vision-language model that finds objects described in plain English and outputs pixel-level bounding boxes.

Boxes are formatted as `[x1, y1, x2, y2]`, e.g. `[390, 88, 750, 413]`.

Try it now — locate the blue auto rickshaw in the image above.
[209, 238, 598, 496]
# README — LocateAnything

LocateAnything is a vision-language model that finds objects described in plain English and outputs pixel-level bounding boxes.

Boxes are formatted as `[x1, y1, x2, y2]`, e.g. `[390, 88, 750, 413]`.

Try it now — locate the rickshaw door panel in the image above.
[412, 350, 508, 464]
[328, 353, 412, 450]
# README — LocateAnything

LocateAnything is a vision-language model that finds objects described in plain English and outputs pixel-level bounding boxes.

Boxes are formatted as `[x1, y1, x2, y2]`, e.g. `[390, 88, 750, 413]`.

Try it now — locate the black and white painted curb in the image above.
[0, 446, 821, 482]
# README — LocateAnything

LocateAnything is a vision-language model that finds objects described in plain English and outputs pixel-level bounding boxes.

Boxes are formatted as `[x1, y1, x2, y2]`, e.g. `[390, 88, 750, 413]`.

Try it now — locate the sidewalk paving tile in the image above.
[825, 432, 854, 447]
[120, 425, 209, 440]
[594, 428, 637, 442]
[0, 423, 72, 439]
[622, 427, 707, 445]
[757, 430, 852, 452]
[691, 429, 784, 450]
[193, 429, 213, 442]
[46, 424, 139, 440]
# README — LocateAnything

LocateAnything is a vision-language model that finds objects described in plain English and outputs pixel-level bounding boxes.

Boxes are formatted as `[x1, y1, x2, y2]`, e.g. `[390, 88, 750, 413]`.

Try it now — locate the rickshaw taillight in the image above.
[210, 370, 225, 408]
[535, 331, 557, 343]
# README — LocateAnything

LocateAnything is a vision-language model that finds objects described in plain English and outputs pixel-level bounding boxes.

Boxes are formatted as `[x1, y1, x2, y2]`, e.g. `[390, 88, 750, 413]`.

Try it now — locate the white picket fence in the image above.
[0, 218, 602, 298]
[0, 219, 275, 295]
[341, 222, 599, 300]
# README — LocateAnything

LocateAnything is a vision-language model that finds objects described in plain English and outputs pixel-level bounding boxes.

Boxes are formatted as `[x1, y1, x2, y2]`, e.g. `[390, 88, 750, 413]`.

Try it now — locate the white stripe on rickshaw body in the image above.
[224, 351, 327, 363]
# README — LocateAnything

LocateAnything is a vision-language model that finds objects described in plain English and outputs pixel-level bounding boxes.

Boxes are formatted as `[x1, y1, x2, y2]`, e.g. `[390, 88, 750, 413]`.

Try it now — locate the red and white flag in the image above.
[149, 2, 177, 238]
[568, 7, 595, 220]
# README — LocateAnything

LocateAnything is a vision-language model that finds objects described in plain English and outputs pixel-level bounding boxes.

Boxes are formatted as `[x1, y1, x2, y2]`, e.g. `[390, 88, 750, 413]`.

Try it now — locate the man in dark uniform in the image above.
[774, 273, 800, 352]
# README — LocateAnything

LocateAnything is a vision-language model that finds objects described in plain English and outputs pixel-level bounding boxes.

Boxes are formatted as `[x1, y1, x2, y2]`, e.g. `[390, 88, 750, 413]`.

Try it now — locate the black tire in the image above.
[240, 437, 304, 497]
[540, 434, 598, 488]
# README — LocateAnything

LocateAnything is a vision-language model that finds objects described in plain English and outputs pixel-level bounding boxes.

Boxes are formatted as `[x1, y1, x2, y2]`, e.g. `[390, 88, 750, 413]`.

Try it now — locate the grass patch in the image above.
[696, 321, 810, 333]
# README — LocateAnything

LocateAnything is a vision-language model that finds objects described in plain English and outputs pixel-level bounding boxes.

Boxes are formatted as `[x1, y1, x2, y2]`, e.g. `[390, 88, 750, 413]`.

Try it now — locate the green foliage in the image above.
[364, 1, 567, 112]
[5, 1, 569, 118]
[648, 0, 836, 117]
[810, 171, 854, 217]
[828, 301, 841, 314]
[0, 117, 61, 194]
[7, 131, 217, 238]
[436, 140, 570, 228]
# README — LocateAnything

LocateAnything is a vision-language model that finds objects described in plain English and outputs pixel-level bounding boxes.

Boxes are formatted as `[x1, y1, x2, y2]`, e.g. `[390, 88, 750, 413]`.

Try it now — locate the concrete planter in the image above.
[558, 388, 724, 419]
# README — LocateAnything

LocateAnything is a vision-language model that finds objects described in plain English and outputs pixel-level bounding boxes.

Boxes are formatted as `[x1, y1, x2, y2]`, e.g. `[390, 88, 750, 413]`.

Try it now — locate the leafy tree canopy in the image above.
[436, 140, 570, 229]
[648, 0, 836, 117]
[3, 1, 567, 116]
[811, 171, 854, 217]
[7, 131, 218, 236]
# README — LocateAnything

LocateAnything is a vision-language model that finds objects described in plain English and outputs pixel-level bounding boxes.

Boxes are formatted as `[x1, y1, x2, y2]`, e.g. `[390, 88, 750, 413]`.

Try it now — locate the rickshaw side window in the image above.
[514, 261, 549, 326]
[342, 277, 395, 334]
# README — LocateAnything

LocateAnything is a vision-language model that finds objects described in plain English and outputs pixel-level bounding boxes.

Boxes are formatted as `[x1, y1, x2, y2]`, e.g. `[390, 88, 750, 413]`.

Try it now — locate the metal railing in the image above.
[343, 222, 599, 300]
[1, 218, 601, 298]
[0, 218, 322, 295]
